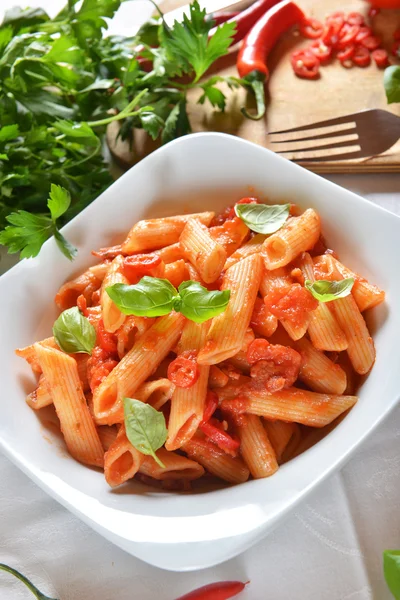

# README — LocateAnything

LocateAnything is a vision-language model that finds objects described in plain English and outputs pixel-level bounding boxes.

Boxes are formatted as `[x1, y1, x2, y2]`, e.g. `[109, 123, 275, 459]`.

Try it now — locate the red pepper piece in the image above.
[337, 24, 360, 48]
[209, 0, 283, 45]
[97, 319, 118, 354]
[237, 0, 305, 120]
[199, 419, 240, 454]
[337, 44, 355, 62]
[353, 45, 371, 67]
[355, 26, 372, 43]
[361, 35, 381, 51]
[309, 40, 332, 62]
[291, 49, 320, 79]
[175, 580, 248, 600]
[372, 48, 389, 67]
[300, 17, 324, 39]
[346, 12, 365, 26]
[168, 355, 199, 388]
[322, 14, 345, 46]
[202, 390, 219, 423]
[205, 11, 239, 26]
[121, 254, 162, 283]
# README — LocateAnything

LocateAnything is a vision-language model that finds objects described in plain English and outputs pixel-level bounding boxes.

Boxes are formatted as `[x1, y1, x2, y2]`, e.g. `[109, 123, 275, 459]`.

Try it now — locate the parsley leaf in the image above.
[47, 184, 71, 221]
[199, 79, 226, 110]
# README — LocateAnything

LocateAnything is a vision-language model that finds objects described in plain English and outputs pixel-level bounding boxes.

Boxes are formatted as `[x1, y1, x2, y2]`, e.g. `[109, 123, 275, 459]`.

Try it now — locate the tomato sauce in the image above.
[264, 283, 318, 326]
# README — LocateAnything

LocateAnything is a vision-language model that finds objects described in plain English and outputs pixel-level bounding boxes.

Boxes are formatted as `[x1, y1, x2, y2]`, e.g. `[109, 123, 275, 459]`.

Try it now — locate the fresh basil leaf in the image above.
[47, 183, 71, 221]
[235, 203, 290, 234]
[305, 278, 354, 302]
[106, 277, 178, 317]
[177, 280, 230, 323]
[384, 66, 400, 104]
[384, 550, 400, 599]
[53, 307, 95, 354]
[124, 397, 167, 467]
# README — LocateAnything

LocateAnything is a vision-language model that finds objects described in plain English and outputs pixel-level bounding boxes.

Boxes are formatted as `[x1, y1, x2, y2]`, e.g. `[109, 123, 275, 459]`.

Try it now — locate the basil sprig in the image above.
[235, 203, 290, 234]
[106, 277, 230, 323]
[53, 307, 96, 354]
[305, 278, 354, 303]
[124, 397, 167, 468]
[384, 550, 400, 599]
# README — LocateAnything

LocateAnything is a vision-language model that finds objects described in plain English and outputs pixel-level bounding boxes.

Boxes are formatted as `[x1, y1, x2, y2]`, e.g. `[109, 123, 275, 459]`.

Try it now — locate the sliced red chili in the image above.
[355, 26, 372, 43]
[361, 35, 381, 51]
[309, 40, 332, 62]
[202, 390, 219, 423]
[346, 12, 365, 26]
[322, 14, 344, 46]
[199, 419, 240, 454]
[97, 319, 118, 354]
[372, 48, 389, 68]
[368, 7, 380, 18]
[228, 197, 259, 219]
[300, 17, 324, 39]
[337, 44, 355, 62]
[168, 356, 199, 388]
[337, 24, 360, 48]
[353, 45, 371, 67]
[122, 254, 162, 282]
[175, 580, 248, 600]
[291, 50, 320, 79]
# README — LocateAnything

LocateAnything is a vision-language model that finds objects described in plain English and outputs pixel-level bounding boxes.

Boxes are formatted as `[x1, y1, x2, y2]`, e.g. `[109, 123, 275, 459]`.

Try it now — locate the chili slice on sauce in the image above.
[168, 355, 199, 388]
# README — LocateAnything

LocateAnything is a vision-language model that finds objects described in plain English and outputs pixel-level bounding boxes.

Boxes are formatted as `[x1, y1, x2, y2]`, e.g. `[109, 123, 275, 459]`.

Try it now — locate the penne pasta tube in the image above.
[263, 420, 298, 464]
[182, 436, 250, 484]
[35, 344, 104, 467]
[135, 378, 175, 410]
[154, 242, 184, 264]
[294, 336, 347, 395]
[88, 262, 110, 282]
[300, 253, 347, 351]
[209, 217, 249, 256]
[237, 414, 278, 478]
[244, 387, 358, 427]
[224, 233, 266, 270]
[198, 253, 263, 365]
[26, 375, 53, 410]
[16, 337, 58, 373]
[97, 425, 118, 451]
[209, 365, 230, 389]
[55, 269, 102, 311]
[180, 218, 226, 283]
[166, 321, 210, 450]
[101, 255, 128, 333]
[122, 212, 214, 253]
[314, 254, 385, 313]
[116, 315, 154, 359]
[104, 425, 144, 487]
[139, 448, 205, 481]
[263, 208, 321, 269]
[163, 259, 187, 288]
[93, 312, 185, 424]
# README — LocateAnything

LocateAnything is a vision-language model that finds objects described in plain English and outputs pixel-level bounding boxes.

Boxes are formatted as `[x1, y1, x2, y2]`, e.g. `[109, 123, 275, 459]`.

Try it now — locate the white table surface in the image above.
[1, 2, 400, 598]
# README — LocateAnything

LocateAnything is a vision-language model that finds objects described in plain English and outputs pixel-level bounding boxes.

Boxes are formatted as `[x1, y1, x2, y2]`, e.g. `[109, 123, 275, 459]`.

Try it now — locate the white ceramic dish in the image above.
[1, 133, 400, 572]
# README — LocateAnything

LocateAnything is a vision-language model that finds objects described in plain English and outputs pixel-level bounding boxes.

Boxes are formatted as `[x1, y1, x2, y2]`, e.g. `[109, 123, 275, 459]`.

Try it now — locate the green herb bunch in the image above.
[0, 1, 242, 260]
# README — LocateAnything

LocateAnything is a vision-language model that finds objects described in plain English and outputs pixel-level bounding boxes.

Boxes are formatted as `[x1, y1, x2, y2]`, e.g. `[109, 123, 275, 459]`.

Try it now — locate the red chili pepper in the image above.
[353, 45, 371, 67]
[168, 355, 199, 388]
[337, 44, 355, 62]
[205, 11, 239, 26]
[237, 0, 305, 120]
[368, 7, 380, 18]
[97, 319, 118, 354]
[208, 0, 282, 45]
[355, 26, 372, 43]
[300, 17, 324, 39]
[202, 390, 219, 423]
[309, 40, 332, 62]
[121, 254, 162, 282]
[337, 24, 360, 48]
[291, 49, 320, 79]
[372, 48, 389, 67]
[175, 580, 248, 600]
[361, 35, 381, 51]
[199, 419, 240, 453]
[346, 12, 365, 26]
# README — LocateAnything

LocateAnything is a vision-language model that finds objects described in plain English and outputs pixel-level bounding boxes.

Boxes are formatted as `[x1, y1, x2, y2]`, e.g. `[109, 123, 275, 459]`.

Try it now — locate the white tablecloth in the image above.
[1, 1, 400, 596]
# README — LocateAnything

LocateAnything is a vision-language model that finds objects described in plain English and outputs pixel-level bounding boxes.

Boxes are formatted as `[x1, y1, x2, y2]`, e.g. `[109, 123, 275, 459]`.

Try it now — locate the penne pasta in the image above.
[163, 259, 188, 288]
[139, 448, 205, 481]
[97, 425, 118, 451]
[198, 253, 263, 365]
[101, 255, 128, 333]
[209, 365, 230, 389]
[182, 436, 250, 484]
[135, 378, 175, 410]
[263, 208, 321, 269]
[154, 242, 184, 264]
[122, 212, 214, 253]
[166, 320, 210, 450]
[224, 233, 266, 270]
[264, 420, 299, 464]
[236, 414, 278, 478]
[35, 344, 104, 467]
[55, 269, 102, 311]
[180, 218, 226, 283]
[93, 312, 185, 424]
[104, 425, 144, 487]
[116, 315, 154, 359]
[294, 336, 347, 395]
[26, 375, 52, 410]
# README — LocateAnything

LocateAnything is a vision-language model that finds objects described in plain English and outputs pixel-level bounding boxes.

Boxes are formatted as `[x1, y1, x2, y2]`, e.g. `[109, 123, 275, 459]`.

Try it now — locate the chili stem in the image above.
[0, 564, 58, 600]
[241, 80, 266, 120]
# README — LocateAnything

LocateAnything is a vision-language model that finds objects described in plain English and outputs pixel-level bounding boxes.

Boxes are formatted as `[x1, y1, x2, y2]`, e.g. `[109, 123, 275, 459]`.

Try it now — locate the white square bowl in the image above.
[1, 133, 400, 572]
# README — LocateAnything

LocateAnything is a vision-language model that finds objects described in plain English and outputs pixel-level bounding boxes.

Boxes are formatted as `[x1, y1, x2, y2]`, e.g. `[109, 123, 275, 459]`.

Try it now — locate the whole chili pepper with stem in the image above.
[237, 0, 305, 120]
[175, 580, 249, 599]
[0, 564, 57, 600]
[208, 0, 283, 45]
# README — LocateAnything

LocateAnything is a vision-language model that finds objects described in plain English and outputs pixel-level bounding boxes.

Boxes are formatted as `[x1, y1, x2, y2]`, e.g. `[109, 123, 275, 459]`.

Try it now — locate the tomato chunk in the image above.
[264, 284, 318, 326]
[202, 390, 219, 423]
[246, 338, 301, 393]
[372, 48, 389, 68]
[97, 319, 118, 354]
[300, 17, 324, 39]
[353, 45, 371, 67]
[122, 254, 162, 283]
[87, 347, 118, 393]
[168, 355, 199, 388]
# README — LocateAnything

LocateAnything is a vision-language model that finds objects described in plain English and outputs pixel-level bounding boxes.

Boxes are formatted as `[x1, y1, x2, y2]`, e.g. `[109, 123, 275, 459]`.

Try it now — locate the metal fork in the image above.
[268, 109, 400, 162]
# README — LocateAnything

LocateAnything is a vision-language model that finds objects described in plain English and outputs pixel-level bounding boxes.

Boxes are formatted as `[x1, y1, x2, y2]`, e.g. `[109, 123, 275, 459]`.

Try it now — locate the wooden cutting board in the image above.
[110, 0, 400, 173]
